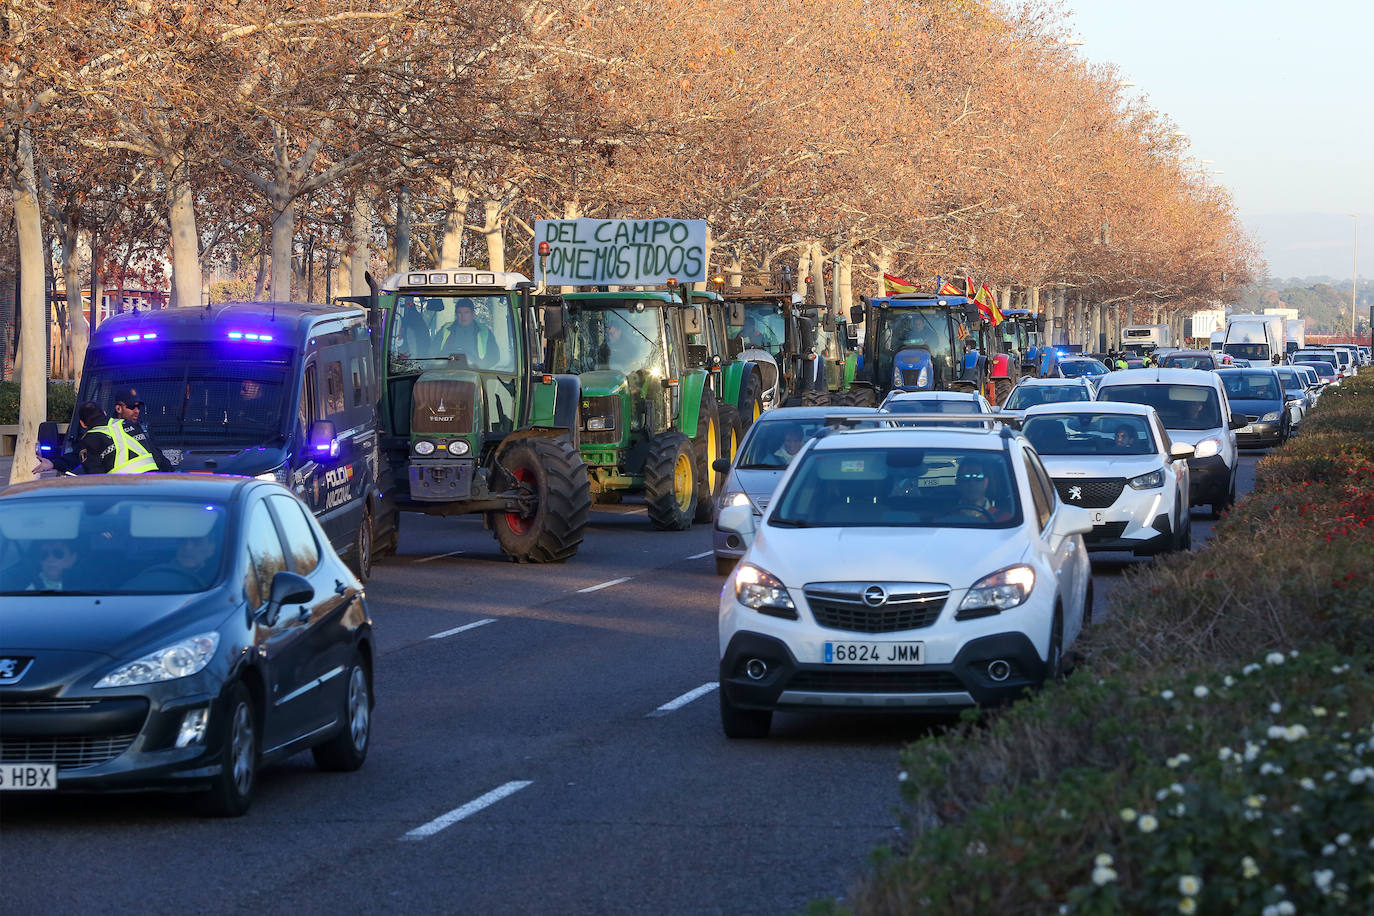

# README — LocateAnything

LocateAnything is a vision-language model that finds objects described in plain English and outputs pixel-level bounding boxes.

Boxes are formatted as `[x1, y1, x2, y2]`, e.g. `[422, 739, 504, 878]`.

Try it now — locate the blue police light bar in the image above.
[227, 331, 274, 341]
[110, 333, 158, 343]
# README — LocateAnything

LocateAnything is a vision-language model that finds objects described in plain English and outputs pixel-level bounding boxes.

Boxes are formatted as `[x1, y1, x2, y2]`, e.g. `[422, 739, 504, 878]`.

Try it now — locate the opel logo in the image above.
[863, 585, 888, 607]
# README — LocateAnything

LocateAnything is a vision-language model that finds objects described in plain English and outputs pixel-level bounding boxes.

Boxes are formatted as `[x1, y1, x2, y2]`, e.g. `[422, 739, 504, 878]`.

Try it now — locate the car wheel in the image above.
[715, 555, 737, 576]
[312, 651, 372, 772]
[349, 503, 373, 582]
[720, 690, 771, 739]
[195, 681, 258, 818]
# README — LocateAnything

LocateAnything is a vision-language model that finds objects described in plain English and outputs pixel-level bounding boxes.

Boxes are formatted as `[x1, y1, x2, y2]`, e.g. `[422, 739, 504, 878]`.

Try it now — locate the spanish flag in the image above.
[883, 272, 918, 295]
[974, 281, 1004, 326]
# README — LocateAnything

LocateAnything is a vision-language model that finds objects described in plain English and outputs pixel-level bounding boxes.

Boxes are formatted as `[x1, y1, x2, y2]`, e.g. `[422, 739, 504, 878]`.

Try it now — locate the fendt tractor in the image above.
[849, 292, 996, 403]
[547, 286, 726, 530]
[356, 268, 591, 562]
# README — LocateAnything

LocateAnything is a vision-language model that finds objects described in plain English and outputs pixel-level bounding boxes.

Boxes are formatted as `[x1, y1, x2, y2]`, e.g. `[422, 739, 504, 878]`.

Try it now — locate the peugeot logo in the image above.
[0, 656, 34, 685]
[1068, 485, 1083, 501]
[862, 585, 888, 607]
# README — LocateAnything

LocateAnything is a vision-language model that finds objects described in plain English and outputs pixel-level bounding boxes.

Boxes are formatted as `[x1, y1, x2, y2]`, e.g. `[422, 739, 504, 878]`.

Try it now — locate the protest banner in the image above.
[533, 218, 708, 287]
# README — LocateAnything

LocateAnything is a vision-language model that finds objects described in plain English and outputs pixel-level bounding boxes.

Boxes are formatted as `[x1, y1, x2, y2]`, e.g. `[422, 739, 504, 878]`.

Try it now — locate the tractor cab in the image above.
[851, 294, 987, 402]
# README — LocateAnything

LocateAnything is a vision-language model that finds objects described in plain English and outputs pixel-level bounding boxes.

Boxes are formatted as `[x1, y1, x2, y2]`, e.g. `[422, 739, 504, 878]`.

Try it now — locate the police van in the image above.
[49, 301, 398, 579]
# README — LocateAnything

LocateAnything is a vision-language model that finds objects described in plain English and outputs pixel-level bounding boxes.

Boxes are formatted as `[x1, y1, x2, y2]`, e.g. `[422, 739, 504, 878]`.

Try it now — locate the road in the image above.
[0, 453, 1264, 916]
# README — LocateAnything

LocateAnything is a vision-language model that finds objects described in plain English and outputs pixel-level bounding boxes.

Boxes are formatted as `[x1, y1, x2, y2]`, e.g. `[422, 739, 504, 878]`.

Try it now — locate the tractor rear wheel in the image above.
[737, 373, 764, 429]
[491, 436, 591, 562]
[993, 377, 1014, 406]
[644, 432, 696, 531]
[693, 389, 722, 524]
[846, 387, 877, 408]
[801, 388, 829, 406]
[717, 404, 742, 463]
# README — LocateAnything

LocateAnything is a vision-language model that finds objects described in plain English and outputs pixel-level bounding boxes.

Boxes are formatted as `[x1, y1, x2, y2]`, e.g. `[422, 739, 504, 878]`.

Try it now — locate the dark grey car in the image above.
[1216, 368, 1294, 447]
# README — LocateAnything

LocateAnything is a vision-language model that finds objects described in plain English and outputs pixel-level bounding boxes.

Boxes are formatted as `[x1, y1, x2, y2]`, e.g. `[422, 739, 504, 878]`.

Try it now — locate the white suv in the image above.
[714, 421, 1093, 738]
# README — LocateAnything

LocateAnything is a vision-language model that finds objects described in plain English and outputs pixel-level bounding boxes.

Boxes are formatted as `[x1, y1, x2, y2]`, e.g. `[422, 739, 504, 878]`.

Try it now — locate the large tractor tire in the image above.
[491, 436, 591, 562]
[993, 377, 1014, 407]
[644, 431, 697, 530]
[717, 404, 742, 464]
[846, 387, 877, 408]
[801, 388, 830, 406]
[693, 389, 723, 524]
[737, 372, 765, 429]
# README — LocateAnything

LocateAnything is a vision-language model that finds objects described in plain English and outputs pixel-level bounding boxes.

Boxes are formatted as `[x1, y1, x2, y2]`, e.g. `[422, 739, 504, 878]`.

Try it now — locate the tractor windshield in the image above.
[875, 309, 955, 389]
[999, 321, 1029, 358]
[564, 304, 669, 377]
[389, 293, 517, 372]
[734, 303, 786, 356]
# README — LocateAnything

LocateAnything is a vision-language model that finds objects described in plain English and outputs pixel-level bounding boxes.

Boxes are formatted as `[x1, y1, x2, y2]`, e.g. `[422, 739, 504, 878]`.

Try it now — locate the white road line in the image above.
[686, 550, 713, 560]
[413, 549, 465, 564]
[577, 576, 632, 594]
[648, 682, 719, 717]
[401, 781, 533, 840]
[428, 618, 497, 640]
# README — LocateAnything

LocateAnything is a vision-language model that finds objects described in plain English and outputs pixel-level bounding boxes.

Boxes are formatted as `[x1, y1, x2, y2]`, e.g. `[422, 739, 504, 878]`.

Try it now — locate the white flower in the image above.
[1161, 689, 1175, 700]
[1263, 906, 1278, 916]
[1172, 803, 1186, 816]
[1119, 807, 1137, 823]
[1337, 833, 1351, 846]
[1178, 875, 1202, 896]
[1243, 663, 1261, 675]
[1284, 724, 1309, 742]
[1138, 814, 1159, 833]
[1314, 868, 1334, 893]
[1277, 903, 1295, 916]
[1322, 843, 1336, 855]
[1218, 746, 1234, 761]
[1349, 768, 1371, 785]
[1092, 865, 1118, 886]
[1325, 770, 1338, 781]
[1266, 652, 1285, 665]
[1300, 777, 1316, 790]
[1224, 675, 1236, 686]
[1312, 706, 1328, 717]
[1246, 794, 1265, 808]
[1289, 649, 1299, 658]
[1193, 685, 1209, 698]
[898, 771, 908, 782]
[1245, 743, 1262, 762]
[1170, 783, 1185, 795]
[1167, 756, 1182, 769]
[1242, 856, 1260, 879]
[1178, 898, 1197, 915]
[1270, 702, 1283, 714]
[1267, 725, 1287, 739]
[1095, 853, 1114, 867]
[1156, 788, 1170, 801]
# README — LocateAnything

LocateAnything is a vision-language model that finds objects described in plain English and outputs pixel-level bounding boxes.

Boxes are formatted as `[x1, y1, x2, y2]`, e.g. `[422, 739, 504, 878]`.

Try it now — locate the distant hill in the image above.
[1238, 277, 1372, 336]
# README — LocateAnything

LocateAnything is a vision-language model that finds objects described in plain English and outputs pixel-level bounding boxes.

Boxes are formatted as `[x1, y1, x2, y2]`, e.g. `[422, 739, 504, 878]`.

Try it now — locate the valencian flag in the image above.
[883, 273, 918, 295]
[936, 278, 962, 297]
[972, 281, 1005, 326]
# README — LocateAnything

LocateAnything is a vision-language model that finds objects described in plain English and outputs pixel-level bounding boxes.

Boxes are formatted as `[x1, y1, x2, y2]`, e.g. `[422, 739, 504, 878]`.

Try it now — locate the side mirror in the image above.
[727, 300, 746, 328]
[1229, 413, 1248, 431]
[712, 457, 731, 474]
[543, 303, 566, 340]
[682, 306, 703, 336]
[37, 421, 61, 457]
[822, 313, 837, 333]
[256, 570, 315, 625]
[965, 303, 981, 326]
[308, 419, 339, 459]
[1169, 442, 1195, 459]
[1053, 504, 1095, 538]
[716, 504, 756, 547]
[849, 305, 864, 325]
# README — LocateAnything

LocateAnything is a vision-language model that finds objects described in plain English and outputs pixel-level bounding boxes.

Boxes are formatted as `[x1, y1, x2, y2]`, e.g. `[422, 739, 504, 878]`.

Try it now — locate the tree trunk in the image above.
[439, 182, 471, 269]
[60, 222, 90, 384]
[350, 195, 371, 296]
[875, 247, 894, 299]
[166, 152, 202, 308]
[269, 183, 295, 302]
[252, 233, 268, 300]
[392, 185, 412, 274]
[89, 229, 101, 328]
[483, 198, 505, 272]
[797, 247, 811, 303]
[10, 128, 46, 485]
[809, 242, 826, 309]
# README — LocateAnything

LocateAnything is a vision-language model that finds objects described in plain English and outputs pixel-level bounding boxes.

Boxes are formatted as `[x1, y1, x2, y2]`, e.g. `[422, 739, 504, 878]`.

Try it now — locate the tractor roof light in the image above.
[537, 240, 551, 257]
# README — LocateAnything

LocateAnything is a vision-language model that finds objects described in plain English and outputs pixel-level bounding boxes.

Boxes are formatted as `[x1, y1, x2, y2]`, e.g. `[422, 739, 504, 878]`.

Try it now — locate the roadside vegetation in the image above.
[825, 371, 1374, 915]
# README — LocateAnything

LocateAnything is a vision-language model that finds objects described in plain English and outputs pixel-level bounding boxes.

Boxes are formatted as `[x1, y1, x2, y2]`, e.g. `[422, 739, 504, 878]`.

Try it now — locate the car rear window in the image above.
[1024, 412, 1156, 456]
[1097, 383, 1222, 430]
[1162, 355, 1214, 370]
[769, 447, 1021, 529]
[1220, 372, 1281, 401]
[1003, 385, 1090, 410]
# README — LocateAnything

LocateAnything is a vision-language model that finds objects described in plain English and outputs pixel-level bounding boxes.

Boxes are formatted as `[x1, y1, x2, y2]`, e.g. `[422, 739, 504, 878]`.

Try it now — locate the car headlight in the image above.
[414, 440, 436, 456]
[94, 632, 220, 688]
[719, 490, 751, 509]
[254, 466, 288, 485]
[1128, 468, 1165, 490]
[733, 563, 798, 619]
[1260, 411, 1280, 422]
[447, 439, 470, 456]
[1192, 437, 1221, 459]
[957, 565, 1035, 616]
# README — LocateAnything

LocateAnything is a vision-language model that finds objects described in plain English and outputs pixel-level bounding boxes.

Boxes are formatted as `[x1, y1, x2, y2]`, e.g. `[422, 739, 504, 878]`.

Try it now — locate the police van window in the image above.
[243, 499, 287, 608]
[300, 363, 320, 433]
[351, 356, 366, 407]
[267, 494, 320, 575]
[325, 361, 345, 416]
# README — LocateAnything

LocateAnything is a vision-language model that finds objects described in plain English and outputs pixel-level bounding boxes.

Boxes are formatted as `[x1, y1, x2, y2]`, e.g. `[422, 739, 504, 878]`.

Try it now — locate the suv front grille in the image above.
[0, 734, 137, 771]
[788, 670, 964, 693]
[1052, 478, 1126, 509]
[803, 582, 949, 633]
[1083, 521, 1128, 545]
[581, 395, 622, 445]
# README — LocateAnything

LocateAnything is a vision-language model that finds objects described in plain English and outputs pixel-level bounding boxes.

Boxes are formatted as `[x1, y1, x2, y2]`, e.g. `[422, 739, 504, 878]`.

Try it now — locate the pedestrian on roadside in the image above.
[113, 387, 172, 471]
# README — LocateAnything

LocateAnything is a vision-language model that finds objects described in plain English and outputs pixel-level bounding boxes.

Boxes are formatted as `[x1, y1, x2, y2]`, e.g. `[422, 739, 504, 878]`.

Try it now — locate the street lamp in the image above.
[1352, 214, 1359, 338]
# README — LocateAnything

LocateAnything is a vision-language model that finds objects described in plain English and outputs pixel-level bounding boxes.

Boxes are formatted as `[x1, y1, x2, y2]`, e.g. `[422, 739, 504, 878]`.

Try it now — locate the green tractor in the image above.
[686, 288, 769, 454]
[547, 288, 726, 530]
[363, 269, 591, 562]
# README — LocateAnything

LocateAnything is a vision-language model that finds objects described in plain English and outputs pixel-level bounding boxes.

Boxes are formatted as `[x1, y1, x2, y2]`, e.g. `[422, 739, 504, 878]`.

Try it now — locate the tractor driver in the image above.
[439, 299, 500, 369]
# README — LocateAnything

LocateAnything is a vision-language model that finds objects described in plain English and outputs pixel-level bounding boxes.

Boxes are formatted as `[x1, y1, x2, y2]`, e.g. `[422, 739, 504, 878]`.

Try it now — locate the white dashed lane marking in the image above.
[686, 551, 713, 560]
[647, 682, 719, 717]
[401, 781, 533, 840]
[413, 549, 465, 564]
[577, 577, 632, 594]
[428, 618, 497, 640]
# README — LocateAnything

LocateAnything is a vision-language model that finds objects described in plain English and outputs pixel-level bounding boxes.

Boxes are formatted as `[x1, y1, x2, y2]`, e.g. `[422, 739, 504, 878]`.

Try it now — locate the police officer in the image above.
[37, 402, 159, 475]
[113, 387, 172, 471]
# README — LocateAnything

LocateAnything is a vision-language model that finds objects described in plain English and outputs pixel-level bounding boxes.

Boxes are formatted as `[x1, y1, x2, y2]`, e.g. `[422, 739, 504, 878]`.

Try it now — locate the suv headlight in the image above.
[1128, 468, 1165, 490]
[1192, 437, 1221, 459]
[94, 633, 220, 688]
[734, 564, 798, 619]
[957, 565, 1035, 616]
[1260, 411, 1280, 422]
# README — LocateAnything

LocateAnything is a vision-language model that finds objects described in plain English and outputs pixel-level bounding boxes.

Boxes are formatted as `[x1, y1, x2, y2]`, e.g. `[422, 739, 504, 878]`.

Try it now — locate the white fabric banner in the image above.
[534, 218, 708, 287]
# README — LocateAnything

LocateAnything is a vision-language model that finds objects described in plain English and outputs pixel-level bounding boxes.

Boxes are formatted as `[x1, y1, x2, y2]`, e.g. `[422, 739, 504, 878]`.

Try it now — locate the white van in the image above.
[1094, 368, 1245, 517]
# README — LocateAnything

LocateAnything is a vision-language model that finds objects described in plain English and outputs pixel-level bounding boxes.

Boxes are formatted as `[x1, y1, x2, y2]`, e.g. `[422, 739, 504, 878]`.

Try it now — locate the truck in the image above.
[1120, 324, 1173, 353]
[1285, 318, 1305, 357]
[1222, 313, 1286, 365]
[48, 301, 400, 579]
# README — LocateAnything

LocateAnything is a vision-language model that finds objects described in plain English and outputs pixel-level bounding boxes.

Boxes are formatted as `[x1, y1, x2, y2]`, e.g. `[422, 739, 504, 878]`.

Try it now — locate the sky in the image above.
[1063, 0, 1373, 281]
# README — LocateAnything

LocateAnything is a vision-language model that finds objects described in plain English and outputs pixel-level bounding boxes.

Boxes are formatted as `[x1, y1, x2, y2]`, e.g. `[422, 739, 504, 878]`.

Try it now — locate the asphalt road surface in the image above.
[0, 452, 1265, 916]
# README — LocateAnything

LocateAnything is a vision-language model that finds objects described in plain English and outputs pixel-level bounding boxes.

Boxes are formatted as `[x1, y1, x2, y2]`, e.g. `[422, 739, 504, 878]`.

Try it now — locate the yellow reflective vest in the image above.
[97, 420, 159, 474]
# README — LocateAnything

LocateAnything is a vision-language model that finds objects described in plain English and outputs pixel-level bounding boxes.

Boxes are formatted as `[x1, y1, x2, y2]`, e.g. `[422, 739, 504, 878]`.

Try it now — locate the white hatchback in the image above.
[715, 423, 1093, 738]
[1022, 402, 1193, 556]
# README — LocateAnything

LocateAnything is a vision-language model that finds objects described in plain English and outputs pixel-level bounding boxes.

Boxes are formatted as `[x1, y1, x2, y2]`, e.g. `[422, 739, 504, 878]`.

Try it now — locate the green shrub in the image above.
[0, 381, 78, 425]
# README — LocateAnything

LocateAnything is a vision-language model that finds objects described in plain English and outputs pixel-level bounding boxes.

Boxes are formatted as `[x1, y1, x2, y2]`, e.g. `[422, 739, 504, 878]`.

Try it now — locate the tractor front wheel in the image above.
[644, 432, 697, 531]
[693, 389, 722, 524]
[491, 437, 591, 562]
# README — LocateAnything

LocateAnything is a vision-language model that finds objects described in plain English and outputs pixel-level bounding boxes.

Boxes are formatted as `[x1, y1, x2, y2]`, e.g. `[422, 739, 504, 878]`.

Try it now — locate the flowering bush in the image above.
[824, 370, 1374, 915]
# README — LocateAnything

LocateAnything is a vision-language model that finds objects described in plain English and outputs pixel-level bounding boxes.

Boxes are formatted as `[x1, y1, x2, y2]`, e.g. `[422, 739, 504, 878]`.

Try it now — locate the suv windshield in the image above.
[769, 446, 1021, 528]
[390, 293, 516, 372]
[562, 304, 669, 377]
[874, 309, 956, 389]
[733, 303, 786, 357]
[1097, 383, 1222, 430]
[1024, 412, 1156, 456]
[1003, 385, 1091, 411]
[0, 496, 228, 595]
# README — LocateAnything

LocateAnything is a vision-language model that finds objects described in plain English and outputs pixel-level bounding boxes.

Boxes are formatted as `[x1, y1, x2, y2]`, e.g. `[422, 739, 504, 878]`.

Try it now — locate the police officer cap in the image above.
[114, 387, 144, 407]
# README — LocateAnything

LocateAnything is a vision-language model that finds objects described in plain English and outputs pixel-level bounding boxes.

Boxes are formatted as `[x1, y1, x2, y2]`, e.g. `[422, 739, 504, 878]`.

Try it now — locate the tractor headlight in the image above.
[447, 439, 470, 456]
[414, 440, 436, 456]
[586, 416, 616, 431]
